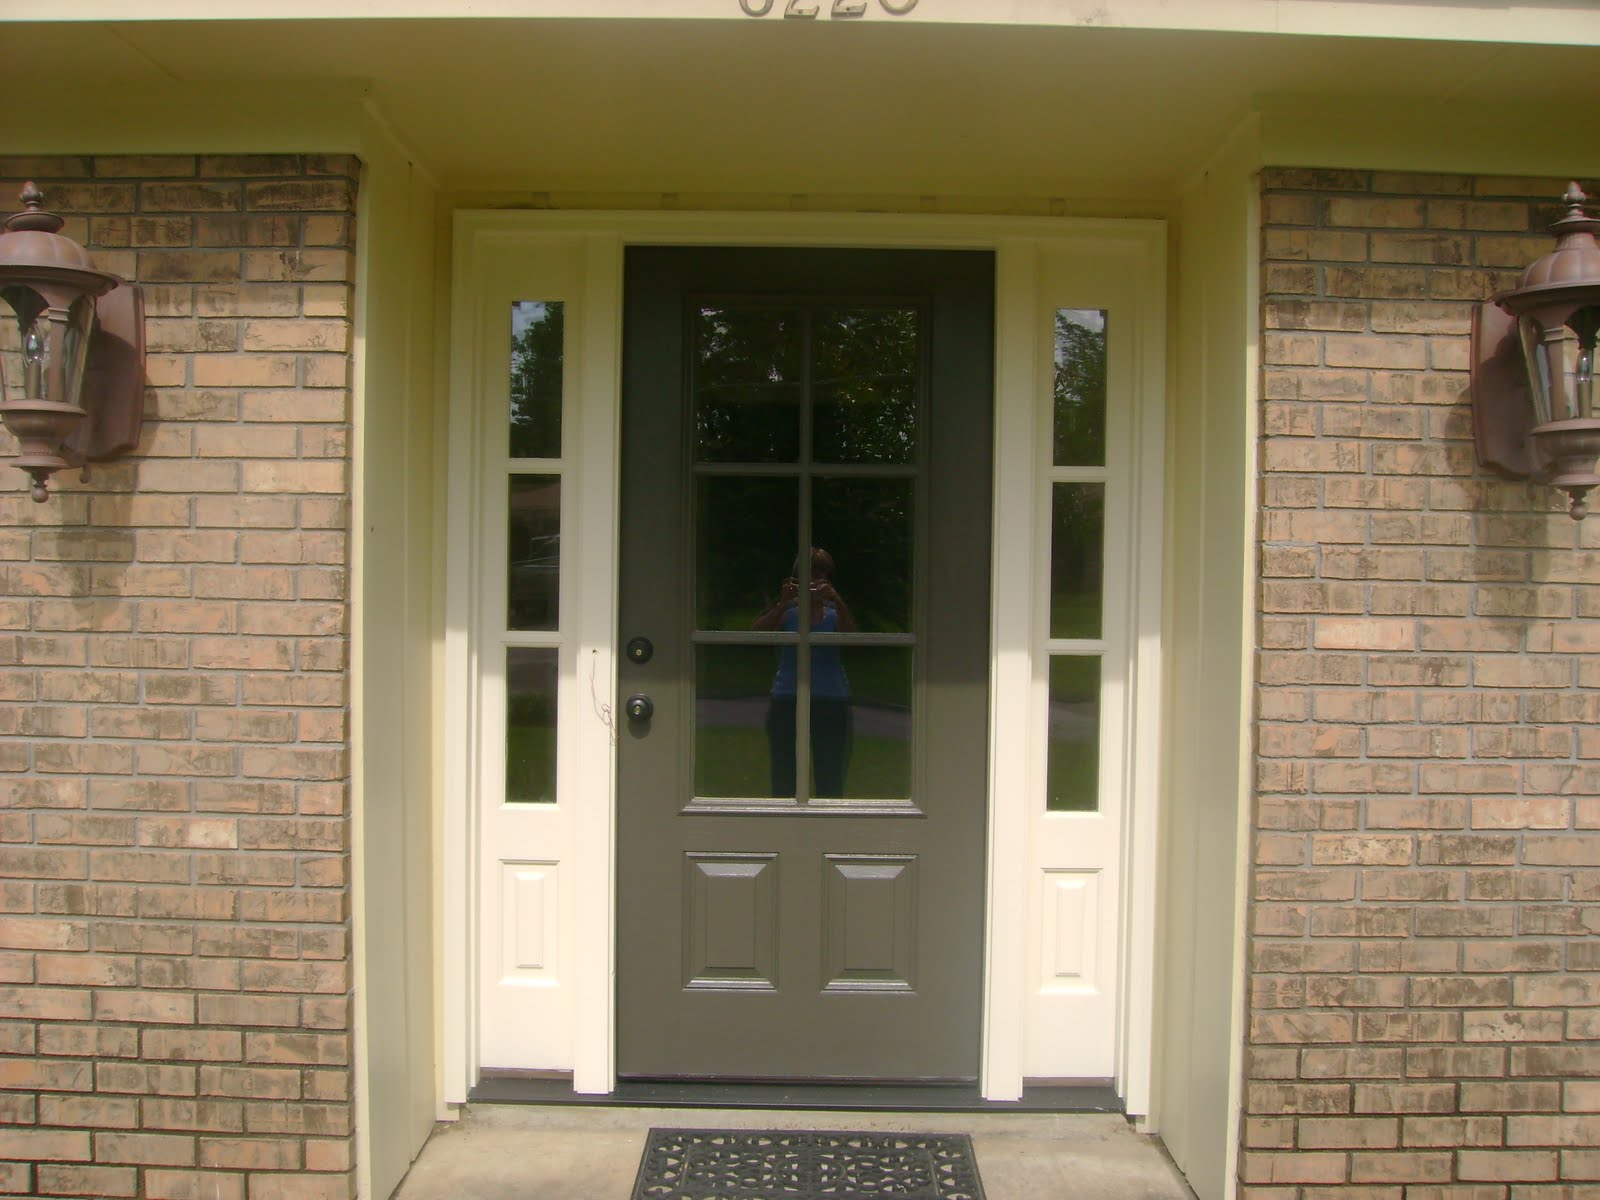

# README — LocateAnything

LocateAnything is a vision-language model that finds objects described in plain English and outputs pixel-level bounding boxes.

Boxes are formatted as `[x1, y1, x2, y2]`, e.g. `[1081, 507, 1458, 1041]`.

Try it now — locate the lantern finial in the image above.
[6, 183, 65, 236]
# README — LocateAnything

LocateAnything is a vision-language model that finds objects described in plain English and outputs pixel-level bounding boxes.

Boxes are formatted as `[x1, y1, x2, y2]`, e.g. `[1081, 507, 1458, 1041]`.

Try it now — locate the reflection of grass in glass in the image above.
[1050, 595, 1103, 642]
[506, 726, 556, 804]
[1049, 653, 1100, 695]
[1047, 741, 1098, 812]
[695, 727, 910, 801]
[696, 644, 910, 704]
[697, 647, 774, 700]
[1047, 653, 1100, 812]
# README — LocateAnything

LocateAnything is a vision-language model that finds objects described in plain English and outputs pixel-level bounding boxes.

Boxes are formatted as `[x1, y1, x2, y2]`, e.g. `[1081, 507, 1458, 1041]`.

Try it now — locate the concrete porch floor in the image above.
[392, 1104, 1197, 1199]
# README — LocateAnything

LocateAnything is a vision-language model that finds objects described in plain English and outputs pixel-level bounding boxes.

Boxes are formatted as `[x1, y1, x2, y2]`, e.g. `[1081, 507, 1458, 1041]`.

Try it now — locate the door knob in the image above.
[625, 693, 655, 722]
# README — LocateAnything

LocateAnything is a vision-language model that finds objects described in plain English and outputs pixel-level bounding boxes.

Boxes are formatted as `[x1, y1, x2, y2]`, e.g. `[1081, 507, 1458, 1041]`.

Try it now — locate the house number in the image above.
[739, 0, 918, 17]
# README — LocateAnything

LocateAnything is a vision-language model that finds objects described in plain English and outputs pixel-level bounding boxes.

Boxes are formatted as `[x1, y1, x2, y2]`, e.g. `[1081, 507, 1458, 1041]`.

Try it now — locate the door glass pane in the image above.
[697, 477, 800, 632]
[694, 307, 802, 463]
[812, 477, 913, 634]
[506, 647, 558, 804]
[1049, 482, 1104, 641]
[508, 475, 560, 631]
[696, 644, 793, 799]
[510, 301, 563, 459]
[813, 307, 920, 465]
[834, 646, 913, 801]
[1047, 655, 1100, 812]
[1053, 308, 1107, 467]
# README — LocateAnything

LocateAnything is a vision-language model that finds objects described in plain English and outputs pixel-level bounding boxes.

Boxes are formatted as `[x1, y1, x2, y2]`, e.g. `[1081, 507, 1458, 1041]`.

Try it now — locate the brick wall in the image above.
[0, 155, 357, 1200]
[1246, 169, 1600, 1194]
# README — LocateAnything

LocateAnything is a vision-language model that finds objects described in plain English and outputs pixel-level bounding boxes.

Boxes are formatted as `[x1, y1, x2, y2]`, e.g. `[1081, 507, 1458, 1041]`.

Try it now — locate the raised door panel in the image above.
[683, 853, 779, 990]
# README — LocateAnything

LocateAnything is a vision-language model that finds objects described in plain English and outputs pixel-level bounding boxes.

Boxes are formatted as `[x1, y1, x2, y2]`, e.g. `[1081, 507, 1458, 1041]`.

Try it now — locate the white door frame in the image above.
[443, 210, 1165, 1109]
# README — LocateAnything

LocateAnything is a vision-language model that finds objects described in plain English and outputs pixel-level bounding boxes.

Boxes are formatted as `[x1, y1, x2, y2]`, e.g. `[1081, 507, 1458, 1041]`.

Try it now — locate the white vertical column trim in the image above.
[981, 238, 1037, 1102]
[1119, 227, 1168, 1117]
[571, 233, 624, 1094]
[441, 224, 485, 1108]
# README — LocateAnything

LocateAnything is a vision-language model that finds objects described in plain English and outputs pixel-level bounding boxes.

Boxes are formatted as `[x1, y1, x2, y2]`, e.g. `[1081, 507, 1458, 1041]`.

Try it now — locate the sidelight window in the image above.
[504, 300, 565, 803]
[1045, 309, 1108, 813]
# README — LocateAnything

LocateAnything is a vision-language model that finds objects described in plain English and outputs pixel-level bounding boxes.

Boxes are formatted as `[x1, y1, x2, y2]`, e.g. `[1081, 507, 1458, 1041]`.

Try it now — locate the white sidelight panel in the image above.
[1014, 239, 1164, 1091]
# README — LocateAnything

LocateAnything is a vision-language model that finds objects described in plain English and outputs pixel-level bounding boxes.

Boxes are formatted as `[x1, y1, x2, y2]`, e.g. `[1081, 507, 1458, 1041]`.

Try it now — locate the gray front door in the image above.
[616, 247, 993, 1081]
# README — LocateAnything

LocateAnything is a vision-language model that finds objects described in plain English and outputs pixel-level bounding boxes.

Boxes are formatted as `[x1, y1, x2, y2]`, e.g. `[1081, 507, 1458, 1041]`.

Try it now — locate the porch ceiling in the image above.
[7, 19, 1600, 194]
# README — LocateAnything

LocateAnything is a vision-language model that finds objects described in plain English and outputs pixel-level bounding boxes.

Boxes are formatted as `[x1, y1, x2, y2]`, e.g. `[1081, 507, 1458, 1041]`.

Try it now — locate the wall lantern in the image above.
[1473, 182, 1600, 519]
[0, 182, 144, 503]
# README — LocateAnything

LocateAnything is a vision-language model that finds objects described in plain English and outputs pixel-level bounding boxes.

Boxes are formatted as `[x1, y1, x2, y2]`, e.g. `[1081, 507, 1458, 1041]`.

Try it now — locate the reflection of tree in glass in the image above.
[814, 478, 913, 635]
[697, 477, 798, 630]
[814, 308, 918, 465]
[510, 301, 564, 459]
[694, 308, 800, 463]
[1050, 483, 1104, 640]
[508, 476, 561, 630]
[1053, 310, 1107, 467]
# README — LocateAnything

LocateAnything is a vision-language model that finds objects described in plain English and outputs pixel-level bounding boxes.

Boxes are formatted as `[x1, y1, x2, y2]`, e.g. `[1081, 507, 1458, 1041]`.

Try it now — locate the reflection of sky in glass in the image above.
[513, 300, 550, 339]
[1052, 308, 1107, 468]
[1054, 308, 1105, 364]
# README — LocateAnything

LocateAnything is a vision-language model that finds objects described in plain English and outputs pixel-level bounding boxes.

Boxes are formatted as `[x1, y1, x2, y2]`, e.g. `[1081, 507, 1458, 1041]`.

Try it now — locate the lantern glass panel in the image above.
[62, 296, 96, 410]
[1520, 312, 1600, 426]
[1576, 310, 1599, 423]
[1, 287, 44, 394]
[0, 285, 45, 339]
[21, 317, 50, 401]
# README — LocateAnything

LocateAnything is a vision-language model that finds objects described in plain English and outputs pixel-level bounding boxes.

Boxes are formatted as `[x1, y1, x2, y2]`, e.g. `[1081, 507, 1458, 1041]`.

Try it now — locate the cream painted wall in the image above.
[350, 111, 441, 1200]
[1154, 117, 1259, 1200]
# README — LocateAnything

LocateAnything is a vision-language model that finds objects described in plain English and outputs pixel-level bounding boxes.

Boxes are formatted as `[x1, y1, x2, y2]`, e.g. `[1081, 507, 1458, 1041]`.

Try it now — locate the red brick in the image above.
[34, 1163, 138, 1196]
[145, 1169, 245, 1200]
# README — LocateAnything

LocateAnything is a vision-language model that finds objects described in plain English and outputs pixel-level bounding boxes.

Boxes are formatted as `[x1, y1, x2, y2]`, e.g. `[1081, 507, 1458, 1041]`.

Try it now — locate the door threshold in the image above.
[469, 1073, 1122, 1113]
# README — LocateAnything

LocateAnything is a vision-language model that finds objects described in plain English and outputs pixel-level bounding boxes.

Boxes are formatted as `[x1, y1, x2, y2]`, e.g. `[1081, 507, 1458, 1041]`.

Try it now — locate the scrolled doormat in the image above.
[631, 1128, 986, 1199]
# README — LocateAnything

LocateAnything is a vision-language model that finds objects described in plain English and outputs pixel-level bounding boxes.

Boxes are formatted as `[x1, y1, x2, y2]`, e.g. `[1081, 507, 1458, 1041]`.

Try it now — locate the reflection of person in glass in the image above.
[753, 548, 855, 798]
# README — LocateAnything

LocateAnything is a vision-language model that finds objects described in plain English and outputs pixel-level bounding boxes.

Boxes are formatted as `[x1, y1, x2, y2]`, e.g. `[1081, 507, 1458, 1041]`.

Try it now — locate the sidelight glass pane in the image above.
[508, 475, 560, 631]
[813, 307, 920, 465]
[510, 301, 563, 459]
[695, 644, 793, 799]
[506, 647, 558, 804]
[694, 307, 802, 463]
[1047, 655, 1100, 812]
[1053, 308, 1107, 467]
[1049, 482, 1104, 641]
[812, 477, 913, 635]
[697, 477, 800, 632]
[834, 646, 913, 801]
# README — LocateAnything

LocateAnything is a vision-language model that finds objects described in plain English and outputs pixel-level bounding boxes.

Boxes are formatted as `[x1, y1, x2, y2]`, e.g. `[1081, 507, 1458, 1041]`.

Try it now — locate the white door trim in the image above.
[442, 210, 1166, 1108]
